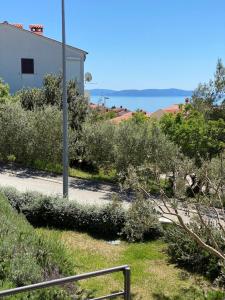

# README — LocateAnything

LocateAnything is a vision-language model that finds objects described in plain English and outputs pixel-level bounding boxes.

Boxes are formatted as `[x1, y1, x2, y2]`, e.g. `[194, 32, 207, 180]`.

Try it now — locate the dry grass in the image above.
[37, 229, 216, 300]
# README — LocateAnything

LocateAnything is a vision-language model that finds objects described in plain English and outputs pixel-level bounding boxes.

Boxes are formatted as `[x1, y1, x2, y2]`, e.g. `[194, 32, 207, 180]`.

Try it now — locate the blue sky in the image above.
[2, 0, 225, 90]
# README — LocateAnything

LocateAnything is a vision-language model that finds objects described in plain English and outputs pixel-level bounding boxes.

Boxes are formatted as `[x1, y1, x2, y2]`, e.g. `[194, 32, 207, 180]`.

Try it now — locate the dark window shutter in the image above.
[21, 58, 34, 74]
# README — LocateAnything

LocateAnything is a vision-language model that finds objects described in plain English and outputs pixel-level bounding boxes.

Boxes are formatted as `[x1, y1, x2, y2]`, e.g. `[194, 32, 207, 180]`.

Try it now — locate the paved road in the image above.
[0, 166, 121, 206]
[1, 165, 222, 225]
[0, 166, 192, 222]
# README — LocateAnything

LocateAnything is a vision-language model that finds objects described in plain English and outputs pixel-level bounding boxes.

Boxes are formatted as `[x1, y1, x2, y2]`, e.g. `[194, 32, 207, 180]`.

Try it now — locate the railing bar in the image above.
[0, 265, 129, 298]
[89, 291, 124, 300]
[123, 267, 131, 300]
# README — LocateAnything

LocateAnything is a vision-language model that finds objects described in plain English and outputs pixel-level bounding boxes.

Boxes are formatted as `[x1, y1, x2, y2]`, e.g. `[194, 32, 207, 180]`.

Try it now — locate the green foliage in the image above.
[0, 103, 33, 162]
[13, 74, 89, 166]
[130, 110, 149, 123]
[153, 288, 225, 300]
[7, 154, 16, 163]
[32, 160, 63, 173]
[42, 73, 62, 107]
[67, 80, 89, 131]
[104, 110, 117, 119]
[31, 106, 63, 164]
[0, 186, 161, 241]
[17, 88, 43, 110]
[199, 59, 225, 105]
[121, 194, 161, 242]
[160, 109, 225, 165]
[18, 74, 89, 132]
[114, 120, 153, 175]
[191, 59, 225, 120]
[82, 118, 178, 180]
[87, 108, 117, 123]
[159, 60, 225, 167]
[82, 121, 116, 170]
[17, 74, 62, 110]
[0, 78, 10, 103]
[164, 225, 225, 284]
[0, 103, 63, 164]
[0, 193, 82, 299]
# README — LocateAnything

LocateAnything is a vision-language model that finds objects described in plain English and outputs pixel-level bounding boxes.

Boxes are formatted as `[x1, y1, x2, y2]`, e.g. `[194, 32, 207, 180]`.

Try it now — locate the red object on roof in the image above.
[29, 24, 44, 29]
[12, 24, 23, 29]
[29, 24, 44, 35]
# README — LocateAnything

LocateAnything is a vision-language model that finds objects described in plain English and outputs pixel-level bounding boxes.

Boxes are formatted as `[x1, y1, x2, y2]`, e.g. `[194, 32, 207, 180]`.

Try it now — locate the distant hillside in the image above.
[89, 88, 193, 97]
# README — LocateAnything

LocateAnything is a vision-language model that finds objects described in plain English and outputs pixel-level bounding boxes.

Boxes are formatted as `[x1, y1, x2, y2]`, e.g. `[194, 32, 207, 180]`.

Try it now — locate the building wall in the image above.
[0, 24, 85, 93]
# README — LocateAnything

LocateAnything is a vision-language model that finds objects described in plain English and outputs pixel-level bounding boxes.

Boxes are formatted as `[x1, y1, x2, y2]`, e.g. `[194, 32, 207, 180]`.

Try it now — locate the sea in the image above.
[90, 95, 190, 113]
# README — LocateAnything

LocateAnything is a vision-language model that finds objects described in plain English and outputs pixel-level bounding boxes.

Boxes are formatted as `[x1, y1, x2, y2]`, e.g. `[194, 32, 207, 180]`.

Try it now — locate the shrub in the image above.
[121, 194, 161, 242]
[0, 192, 86, 299]
[81, 119, 179, 182]
[82, 121, 116, 170]
[7, 154, 16, 163]
[0, 103, 64, 165]
[164, 225, 225, 285]
[0, 186, 161, 241]
[153, 288, 225, 300]
[30, 106, 63, 164]
[0, 103, 33, 162]
[114, 120, 153, 175]
[17, 88, 43, 110]
[2, 75, 88, 167]
[0, 78, 10, 104]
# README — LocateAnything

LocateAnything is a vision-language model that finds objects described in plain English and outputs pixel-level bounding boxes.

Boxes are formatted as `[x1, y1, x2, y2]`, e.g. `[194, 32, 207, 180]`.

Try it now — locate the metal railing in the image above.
[0, 265, 131, 300]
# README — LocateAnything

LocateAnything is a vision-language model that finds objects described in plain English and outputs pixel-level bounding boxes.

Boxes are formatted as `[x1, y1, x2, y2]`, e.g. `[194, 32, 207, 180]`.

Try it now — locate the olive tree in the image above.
[0, 103, 65, 165]
[0, 103, 33, 162]
[125, 148, 225, 264]
[81, 121, 116, 170]
[191, 59, 225, 120]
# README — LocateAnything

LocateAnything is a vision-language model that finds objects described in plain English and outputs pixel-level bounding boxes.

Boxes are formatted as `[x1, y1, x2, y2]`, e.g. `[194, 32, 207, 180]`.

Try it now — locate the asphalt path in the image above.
[0, 165, 120, 206]
[0, 165, 223, 225]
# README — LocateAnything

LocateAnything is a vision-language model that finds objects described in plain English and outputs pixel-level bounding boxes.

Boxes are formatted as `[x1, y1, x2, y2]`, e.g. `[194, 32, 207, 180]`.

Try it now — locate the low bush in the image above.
[0, 192, 89, 299]
[164, 225, 225, 285]
[0, 186, 161, 241]
[121, 194, 161, 242]
[154, 288, 225, 300]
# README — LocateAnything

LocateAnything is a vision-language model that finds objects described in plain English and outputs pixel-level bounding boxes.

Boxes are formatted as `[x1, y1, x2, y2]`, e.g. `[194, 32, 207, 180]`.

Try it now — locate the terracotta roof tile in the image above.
[111, 112, 133, 124]
[163, 104, 180, 113]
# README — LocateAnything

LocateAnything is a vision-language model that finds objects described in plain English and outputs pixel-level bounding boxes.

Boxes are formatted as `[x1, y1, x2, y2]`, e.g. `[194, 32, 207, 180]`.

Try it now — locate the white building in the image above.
[0, 22, 88, 94]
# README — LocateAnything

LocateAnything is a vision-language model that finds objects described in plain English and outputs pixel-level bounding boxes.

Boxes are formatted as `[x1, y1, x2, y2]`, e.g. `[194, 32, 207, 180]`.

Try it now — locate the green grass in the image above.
[0, 193, 85, 299]
[30, 160, 116, 183]
[37, 229, 221, 300]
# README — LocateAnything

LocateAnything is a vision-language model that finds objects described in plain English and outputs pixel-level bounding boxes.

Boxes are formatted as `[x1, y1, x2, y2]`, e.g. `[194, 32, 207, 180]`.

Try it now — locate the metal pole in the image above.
[0, 265, 129, 298]
[62, 0, 68, 198]
[123, 267, 131, 300]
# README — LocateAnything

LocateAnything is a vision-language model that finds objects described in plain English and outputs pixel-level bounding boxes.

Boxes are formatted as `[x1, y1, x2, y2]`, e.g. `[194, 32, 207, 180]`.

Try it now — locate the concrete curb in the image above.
[7, 170, 63, 185]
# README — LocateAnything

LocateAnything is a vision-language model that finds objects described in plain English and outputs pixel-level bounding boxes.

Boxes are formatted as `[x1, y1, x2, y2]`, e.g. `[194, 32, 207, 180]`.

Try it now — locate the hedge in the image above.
[0, 186, 161, 241]
[0, 192, 91, 299]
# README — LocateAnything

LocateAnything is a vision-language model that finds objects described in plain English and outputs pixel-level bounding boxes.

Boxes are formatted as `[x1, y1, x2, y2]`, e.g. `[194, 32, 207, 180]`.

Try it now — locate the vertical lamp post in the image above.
[62, 0, 68, 198]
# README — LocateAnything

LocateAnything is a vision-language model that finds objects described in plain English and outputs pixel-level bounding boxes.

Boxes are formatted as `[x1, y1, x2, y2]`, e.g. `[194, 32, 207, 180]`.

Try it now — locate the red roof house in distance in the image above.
[111, 110, 151, 124]
[150, 104, 180, 119]
[111, 112, 134, 124]
[163, 104, 180, 113]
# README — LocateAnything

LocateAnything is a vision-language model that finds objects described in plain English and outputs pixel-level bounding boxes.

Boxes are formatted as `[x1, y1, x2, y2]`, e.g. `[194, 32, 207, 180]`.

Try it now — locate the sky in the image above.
[1, 0, 225, 90]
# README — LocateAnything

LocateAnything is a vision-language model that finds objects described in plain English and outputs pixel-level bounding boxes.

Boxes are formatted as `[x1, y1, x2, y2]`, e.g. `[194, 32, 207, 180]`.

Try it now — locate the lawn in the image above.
[37, 229, 216, 300]
[29, 160, 116, 182]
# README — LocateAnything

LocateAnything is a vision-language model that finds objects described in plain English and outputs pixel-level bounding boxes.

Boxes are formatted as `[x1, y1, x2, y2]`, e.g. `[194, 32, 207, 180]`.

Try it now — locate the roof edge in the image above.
[0, 22, 88, 55]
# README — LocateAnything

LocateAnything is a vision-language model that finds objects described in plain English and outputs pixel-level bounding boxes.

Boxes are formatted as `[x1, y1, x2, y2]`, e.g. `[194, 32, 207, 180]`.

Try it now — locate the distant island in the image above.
[89, 88, 193, 97]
